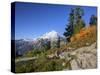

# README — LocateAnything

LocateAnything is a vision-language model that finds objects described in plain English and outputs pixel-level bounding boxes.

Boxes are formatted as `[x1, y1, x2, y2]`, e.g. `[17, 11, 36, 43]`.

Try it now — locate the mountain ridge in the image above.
[15, 30, 65, 56]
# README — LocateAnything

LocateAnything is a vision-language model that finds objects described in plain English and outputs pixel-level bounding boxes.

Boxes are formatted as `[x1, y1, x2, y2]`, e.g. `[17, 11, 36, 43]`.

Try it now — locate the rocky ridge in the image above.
[47, 42, 97, 70]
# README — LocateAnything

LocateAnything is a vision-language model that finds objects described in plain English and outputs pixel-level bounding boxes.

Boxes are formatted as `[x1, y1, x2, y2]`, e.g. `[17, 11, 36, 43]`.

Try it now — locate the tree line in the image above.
[63, 7, 97, 43]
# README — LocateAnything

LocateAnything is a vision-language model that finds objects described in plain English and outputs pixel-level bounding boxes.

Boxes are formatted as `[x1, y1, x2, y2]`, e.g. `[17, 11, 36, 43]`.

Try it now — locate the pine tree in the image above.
[57, 36, 60, 48]
[63, 7, 85, 43]
[63, 8, 74, 42]
[74, 7, 85, 34]
[89, 15, 97, 25]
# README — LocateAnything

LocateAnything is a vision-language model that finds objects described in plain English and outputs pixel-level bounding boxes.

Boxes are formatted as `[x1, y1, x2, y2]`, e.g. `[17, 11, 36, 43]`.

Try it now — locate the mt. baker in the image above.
[15, 30, 65, 56]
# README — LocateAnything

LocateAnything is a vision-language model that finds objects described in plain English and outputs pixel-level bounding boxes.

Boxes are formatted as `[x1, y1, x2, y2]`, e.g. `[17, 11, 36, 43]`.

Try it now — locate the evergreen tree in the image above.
[63, 7, 85, 43]
[89, 15, 97, 25]
[63, 8, 74, 42]
[57, 36, 60, 48]
[74, 7, 85, 34]
[42, 39, 51, 50]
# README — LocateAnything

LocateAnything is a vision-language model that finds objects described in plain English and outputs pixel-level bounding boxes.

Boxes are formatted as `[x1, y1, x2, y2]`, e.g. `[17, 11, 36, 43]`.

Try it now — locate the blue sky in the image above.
[15, 2, 97, 39]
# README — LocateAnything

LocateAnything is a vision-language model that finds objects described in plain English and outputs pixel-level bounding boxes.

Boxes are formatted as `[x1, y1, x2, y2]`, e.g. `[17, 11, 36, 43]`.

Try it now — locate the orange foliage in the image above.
[70, 25, 96, 42]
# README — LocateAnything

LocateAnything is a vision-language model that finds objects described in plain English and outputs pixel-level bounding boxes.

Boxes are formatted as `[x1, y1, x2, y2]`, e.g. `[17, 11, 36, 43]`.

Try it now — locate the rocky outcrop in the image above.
[59, 42, 97, 70]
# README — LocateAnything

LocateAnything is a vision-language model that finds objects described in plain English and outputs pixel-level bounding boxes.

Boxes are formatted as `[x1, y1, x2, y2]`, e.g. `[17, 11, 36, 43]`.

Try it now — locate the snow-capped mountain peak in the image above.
[39, 30, 59, 40]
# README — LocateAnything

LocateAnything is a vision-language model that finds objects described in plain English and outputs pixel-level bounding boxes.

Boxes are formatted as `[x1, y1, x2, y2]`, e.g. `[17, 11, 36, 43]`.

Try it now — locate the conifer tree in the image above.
[74, 7, 85, 34]
[63, 7, 85, 43]
[89, 15, 97, 25]
[63, 8, 74, 42]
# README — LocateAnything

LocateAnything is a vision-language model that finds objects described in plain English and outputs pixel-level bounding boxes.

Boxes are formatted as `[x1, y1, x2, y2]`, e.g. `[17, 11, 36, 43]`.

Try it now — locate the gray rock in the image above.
[62, 42, 97, 70]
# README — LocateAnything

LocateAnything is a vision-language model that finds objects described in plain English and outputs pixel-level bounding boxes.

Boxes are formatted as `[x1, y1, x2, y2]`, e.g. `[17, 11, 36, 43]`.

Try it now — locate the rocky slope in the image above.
[59, 42, 97, 70]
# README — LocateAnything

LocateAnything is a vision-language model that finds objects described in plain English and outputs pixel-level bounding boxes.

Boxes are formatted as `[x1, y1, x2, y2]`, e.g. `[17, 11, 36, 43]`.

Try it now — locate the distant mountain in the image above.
[15, 30, 66, 56]
[15, 39, 34, 56]
[39, 30, 59, 41]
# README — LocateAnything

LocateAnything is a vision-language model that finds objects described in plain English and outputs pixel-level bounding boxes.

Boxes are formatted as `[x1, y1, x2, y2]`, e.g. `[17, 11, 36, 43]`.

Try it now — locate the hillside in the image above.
[68, 25, 97, 48]
[63, 42, 97, 70]
[15, 25, 97, 72]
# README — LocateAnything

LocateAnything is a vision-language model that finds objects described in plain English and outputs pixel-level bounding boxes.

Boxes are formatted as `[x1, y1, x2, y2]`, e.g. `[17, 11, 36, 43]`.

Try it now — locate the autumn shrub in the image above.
[69, 25, 96, 48]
